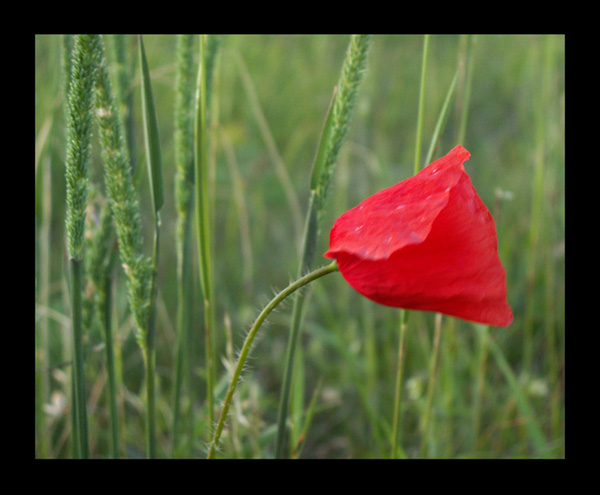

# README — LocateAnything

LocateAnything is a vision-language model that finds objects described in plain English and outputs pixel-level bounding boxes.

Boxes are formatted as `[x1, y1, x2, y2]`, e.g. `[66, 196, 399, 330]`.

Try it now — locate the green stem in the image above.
[457, 35, 475, 145]
[145, 219, 160, 459]
[390, 309, 408, 458]
[172, 211, 193, 455]
[102, 246, 120, 458]
[145, 346, 157, 458]
[207, 260, 339, 459]
[194, 34, 215, 431]
[414, 34, 430, 175]
[472, 324, 489, 451]
[172, 33, 196, 457]
[420, 312, 443, 458]
[139, 34, 163, 459]
[69, 258, 89, 458]
[423, 69, 458, 167]
[275, 287, 308, 458]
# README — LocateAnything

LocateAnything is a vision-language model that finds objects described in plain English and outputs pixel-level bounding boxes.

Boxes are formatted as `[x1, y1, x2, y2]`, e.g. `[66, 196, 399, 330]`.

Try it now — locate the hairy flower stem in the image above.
[207, 261, 339, 459]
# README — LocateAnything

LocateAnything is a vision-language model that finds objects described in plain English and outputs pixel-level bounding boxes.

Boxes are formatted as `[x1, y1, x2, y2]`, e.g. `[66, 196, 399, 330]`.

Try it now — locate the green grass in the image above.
[35, 34, 565, 459]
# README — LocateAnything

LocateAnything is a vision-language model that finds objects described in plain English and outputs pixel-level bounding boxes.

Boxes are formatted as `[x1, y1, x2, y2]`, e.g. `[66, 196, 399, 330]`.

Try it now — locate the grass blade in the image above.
[457, 35, 475, 144]
[195, 34, 216, 433]
[172, 34, 197, 457]
[413, 34, 430, 175]
[138, 34, 165, 459]
[139, 35, 164, 214]
[423, 69, 459, 166]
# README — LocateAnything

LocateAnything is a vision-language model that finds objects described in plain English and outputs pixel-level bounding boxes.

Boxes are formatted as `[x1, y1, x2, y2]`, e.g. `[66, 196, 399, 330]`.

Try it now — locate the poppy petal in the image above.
[324, 145, 513, 327]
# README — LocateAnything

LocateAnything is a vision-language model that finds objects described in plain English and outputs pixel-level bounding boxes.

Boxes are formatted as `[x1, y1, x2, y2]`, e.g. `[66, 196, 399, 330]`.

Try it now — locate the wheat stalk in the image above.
[94, 36, 153, 344]
[64, 33, 101, 459]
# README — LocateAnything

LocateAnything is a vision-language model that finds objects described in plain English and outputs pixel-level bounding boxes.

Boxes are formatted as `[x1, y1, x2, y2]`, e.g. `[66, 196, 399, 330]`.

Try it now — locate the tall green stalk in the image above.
[172, 34, 197, 456]
[423, 70, 458, 166]
[208, 261, 339, 458]
[95, 36, 152, 347]
[194, 34, 217, 433]
[274, 34, 372, 459]
[102, 249, 120, 458]
[173, 34, 218, 454]
[471, 324, 489, 450]
[64, 34, 101, 458]
[69, 259, 87, 457]
[95, 36, 137, 460]
[390, 309, 408, 458]
[84, 198, 120, 458]
[414, 34, 430, 174]
[91, 39, 134, 459]
[94, 35, 155, 456]
[139, 34, 165, 459]
[420, 312, 443, 457]
[457, 35, 475, 145]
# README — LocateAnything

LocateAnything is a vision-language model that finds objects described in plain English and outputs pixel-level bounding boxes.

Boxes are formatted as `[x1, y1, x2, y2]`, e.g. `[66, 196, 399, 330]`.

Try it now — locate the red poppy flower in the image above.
[324, 145, 513, 327]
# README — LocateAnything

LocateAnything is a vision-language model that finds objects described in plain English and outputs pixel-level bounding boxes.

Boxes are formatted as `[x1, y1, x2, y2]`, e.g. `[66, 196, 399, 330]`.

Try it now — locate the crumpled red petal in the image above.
[324, 145, 513, 327]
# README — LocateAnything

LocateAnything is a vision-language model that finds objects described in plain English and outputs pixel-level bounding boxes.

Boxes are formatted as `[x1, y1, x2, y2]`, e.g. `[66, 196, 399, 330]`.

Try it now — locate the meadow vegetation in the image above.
[35, 34, 564, 459]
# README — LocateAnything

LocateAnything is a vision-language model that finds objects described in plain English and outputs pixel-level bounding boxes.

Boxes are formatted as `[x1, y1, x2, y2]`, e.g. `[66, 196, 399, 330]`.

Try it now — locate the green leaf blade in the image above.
[139, 35, 164, 213]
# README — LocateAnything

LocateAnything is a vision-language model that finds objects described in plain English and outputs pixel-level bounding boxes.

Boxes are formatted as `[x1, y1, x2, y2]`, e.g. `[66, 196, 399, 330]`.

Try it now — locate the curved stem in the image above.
[207, 260, 339, 459]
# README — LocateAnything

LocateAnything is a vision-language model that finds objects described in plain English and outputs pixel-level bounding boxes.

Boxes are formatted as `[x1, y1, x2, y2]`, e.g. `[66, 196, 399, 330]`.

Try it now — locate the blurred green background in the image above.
[35, 34, 564, 458]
